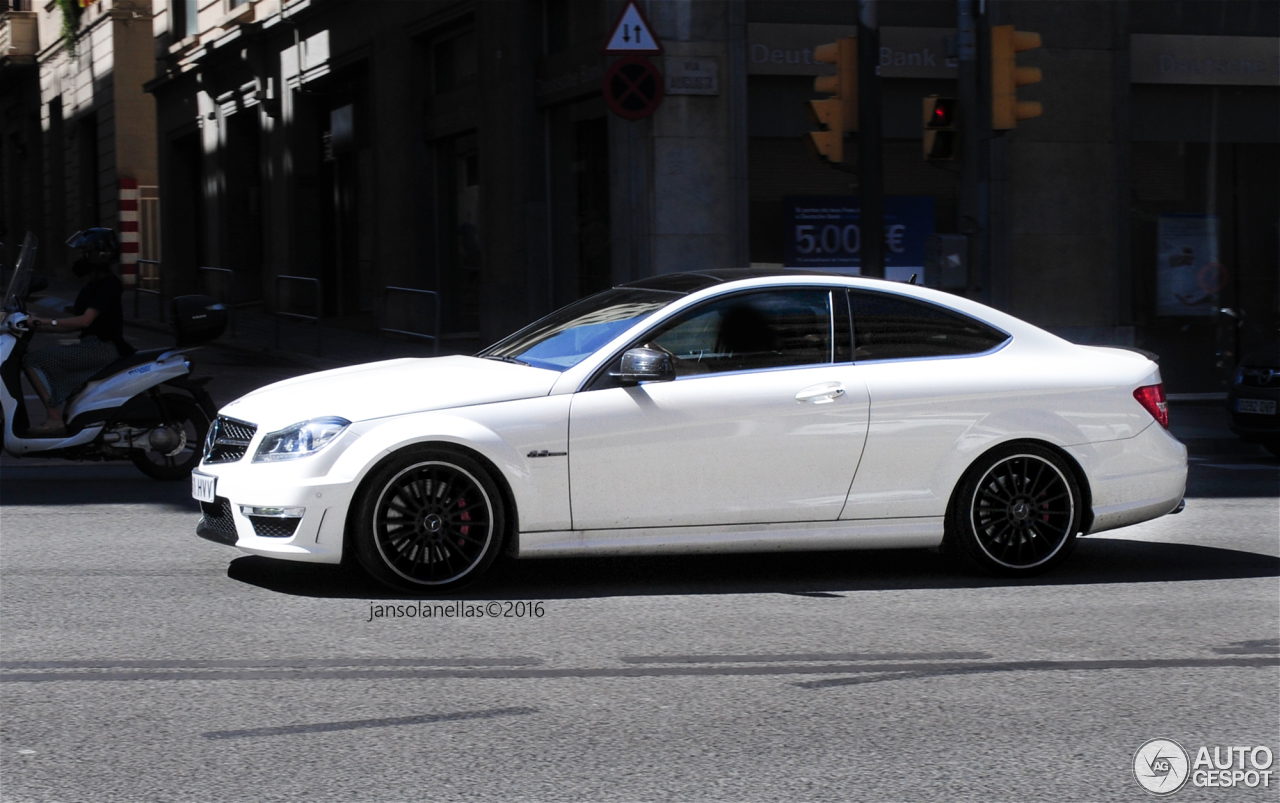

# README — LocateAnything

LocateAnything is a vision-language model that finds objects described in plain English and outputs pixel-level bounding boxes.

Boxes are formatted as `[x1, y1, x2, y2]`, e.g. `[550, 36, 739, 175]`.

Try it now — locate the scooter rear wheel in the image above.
[129, 394, 209, 481]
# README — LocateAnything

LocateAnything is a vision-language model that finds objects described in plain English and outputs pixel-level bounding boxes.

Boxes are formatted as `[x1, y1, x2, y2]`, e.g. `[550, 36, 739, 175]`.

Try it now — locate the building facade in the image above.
[0, 0, 159, 282]
[145, 0, 1277, 390]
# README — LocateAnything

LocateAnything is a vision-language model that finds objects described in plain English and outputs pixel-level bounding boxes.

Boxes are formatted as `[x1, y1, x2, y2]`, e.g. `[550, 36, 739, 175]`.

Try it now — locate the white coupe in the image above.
[192, 271, 1187, 591]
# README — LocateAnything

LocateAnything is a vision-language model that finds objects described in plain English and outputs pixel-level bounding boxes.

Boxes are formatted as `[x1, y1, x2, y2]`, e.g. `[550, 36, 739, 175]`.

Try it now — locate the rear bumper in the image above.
[1064, 422, 1188, 535]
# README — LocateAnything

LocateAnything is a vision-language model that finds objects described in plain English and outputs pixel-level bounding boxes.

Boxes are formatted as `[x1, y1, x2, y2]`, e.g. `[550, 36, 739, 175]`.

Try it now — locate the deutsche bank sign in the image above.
[782, 196, 935, 277]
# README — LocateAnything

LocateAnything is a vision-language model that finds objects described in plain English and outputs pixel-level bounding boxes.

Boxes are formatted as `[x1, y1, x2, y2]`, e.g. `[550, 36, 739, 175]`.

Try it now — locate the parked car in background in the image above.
[1227, 346, 1280, 457]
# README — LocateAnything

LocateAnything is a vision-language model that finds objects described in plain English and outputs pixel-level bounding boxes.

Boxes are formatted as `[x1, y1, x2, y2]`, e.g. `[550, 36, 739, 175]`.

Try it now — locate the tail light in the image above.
[1133, 383, 1169, 429]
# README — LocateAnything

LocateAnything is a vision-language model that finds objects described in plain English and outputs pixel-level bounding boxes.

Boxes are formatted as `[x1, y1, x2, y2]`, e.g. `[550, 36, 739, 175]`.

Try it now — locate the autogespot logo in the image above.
[1134, 738, 1190, 796]
[1134, 739, 1275, 795]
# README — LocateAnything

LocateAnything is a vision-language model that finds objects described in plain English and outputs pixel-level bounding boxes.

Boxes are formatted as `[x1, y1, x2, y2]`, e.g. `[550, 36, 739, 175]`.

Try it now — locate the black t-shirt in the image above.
[74, 271, 133, 355]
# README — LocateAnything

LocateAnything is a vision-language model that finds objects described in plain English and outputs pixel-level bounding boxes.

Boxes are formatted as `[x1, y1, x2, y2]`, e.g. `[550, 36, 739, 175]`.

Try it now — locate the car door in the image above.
[840, 289, 1014, 520]
[568, 287, 870, 530]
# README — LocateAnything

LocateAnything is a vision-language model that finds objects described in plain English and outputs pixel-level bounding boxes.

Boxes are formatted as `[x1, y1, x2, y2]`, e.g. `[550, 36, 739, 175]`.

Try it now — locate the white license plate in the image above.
[192, 472, 216, 503]
[1237, 398, 1277, 415]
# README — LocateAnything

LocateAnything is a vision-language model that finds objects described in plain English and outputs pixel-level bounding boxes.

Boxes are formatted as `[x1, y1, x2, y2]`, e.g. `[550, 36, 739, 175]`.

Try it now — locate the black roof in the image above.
[620, 268, 859, 295]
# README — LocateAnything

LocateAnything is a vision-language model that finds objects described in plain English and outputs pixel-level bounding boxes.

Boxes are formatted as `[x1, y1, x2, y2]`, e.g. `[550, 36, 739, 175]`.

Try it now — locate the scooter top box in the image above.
[171, 295, 228, 345]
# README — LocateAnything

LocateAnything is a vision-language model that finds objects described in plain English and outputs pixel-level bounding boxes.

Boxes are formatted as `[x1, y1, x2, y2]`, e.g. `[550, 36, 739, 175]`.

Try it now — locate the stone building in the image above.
[144, 0, 1277, 390]
[0, 0, 159, 282]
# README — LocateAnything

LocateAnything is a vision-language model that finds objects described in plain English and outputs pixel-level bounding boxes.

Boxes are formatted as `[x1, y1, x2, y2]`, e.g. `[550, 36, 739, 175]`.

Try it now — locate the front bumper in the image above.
[1227, 385, 1280, 443]
[193, 459, 357, 564]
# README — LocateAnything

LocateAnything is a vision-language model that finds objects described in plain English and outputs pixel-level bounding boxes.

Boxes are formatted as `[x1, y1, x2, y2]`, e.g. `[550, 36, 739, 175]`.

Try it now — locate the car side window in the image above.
[849, 290, 1009, 361]
[645, 289, 835, 377]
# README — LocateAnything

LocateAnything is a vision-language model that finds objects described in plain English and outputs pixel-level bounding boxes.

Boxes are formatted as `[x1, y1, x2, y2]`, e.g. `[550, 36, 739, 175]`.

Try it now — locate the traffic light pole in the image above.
[956, 0, 984, 299]
[857, 0, 884, 279]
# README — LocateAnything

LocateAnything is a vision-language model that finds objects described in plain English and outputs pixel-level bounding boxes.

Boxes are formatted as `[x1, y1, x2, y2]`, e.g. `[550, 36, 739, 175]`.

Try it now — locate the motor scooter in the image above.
[1, 233, 225, 480]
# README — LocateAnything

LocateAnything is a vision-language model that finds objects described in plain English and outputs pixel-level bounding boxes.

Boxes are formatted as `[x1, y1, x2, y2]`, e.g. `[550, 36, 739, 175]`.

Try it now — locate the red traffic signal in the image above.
[922, 95, 958, 161]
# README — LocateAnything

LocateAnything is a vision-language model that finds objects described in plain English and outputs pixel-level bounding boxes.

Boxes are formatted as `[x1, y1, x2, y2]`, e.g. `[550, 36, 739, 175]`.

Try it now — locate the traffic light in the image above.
[991, 25, 1042, 129]
[923, 95, 958, 161]
[805, 37, 857, 163]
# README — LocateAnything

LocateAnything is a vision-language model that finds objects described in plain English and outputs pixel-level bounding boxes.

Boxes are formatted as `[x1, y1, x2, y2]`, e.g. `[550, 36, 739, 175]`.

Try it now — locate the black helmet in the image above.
[66, 228, 119, 265]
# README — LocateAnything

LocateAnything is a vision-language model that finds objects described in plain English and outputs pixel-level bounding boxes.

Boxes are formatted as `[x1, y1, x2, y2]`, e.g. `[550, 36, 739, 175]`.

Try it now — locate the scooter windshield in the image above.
[3, 232, 38, 310]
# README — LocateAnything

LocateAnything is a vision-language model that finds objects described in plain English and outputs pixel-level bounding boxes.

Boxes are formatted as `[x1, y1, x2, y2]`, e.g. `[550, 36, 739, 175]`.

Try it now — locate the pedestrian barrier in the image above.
[274, 275, 323, 355]
[133, 259, 165, 322]
[380, 286, 441, 356]
[198, 266, 236, 338]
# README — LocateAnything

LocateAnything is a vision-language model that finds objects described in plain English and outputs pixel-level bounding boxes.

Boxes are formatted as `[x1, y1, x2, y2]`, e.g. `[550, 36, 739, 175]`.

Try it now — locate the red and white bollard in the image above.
[118, 177, 139, 286]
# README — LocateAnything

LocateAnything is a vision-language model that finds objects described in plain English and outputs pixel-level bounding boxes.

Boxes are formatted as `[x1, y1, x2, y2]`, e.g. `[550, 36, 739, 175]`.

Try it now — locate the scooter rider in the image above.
[22, 229, 135, 436]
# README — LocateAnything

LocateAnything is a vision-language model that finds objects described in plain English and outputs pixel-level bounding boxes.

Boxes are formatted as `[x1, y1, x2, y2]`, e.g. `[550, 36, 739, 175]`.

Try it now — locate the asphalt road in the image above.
[2, 444, 1277, 802]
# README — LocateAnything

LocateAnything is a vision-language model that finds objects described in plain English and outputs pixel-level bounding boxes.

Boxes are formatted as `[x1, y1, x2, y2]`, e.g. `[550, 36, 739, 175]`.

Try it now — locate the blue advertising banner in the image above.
[782, 196, 936, 279]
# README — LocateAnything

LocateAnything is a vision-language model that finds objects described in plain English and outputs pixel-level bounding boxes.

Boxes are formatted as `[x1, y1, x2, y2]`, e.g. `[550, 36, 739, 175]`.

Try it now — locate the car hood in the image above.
[219, 355, 561, 429]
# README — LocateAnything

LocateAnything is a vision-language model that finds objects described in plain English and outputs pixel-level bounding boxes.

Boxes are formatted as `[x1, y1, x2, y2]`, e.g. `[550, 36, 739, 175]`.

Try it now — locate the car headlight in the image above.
[253, 417, 350, 462]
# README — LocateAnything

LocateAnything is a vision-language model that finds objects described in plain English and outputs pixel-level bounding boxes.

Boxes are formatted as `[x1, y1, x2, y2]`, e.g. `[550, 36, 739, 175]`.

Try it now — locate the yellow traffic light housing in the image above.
[804, 37, 857, 163]
[991, 25, 1042, 129]
[923, 95, 958, 161]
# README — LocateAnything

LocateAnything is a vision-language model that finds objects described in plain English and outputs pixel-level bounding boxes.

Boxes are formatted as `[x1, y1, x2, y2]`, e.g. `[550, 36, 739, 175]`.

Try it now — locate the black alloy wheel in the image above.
[950, 444, 1082, 577]
[354, 448, 506, 592]
[129, 394, 209, 481]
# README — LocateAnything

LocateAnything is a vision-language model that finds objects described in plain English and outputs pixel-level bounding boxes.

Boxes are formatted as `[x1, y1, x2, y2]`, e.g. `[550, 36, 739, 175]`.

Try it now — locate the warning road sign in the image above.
[603, 55, 664, 120]
[603, 1, 663, 54]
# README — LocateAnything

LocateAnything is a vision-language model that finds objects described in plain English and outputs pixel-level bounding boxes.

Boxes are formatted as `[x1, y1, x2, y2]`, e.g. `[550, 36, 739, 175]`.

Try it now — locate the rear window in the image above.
[849, 290, 1009, 361]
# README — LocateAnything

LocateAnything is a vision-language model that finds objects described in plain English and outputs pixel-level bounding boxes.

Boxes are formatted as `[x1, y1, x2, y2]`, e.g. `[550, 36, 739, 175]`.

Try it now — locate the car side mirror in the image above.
[611, 347, 675, 386]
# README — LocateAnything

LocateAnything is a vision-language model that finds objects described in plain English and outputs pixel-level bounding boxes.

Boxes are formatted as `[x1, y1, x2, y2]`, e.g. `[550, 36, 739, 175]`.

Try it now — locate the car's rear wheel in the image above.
[949, 443, 1082, 577]
[353, 447, 506, 592]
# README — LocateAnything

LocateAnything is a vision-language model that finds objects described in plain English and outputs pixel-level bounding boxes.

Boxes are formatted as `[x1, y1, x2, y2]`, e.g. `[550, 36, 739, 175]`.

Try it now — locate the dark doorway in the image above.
[574, 116, 610, 297]
[319, 65, 374, 319]
[436, 134, 481, 335]
[224, 110, 264, 302]
[168, 131, 204, 294]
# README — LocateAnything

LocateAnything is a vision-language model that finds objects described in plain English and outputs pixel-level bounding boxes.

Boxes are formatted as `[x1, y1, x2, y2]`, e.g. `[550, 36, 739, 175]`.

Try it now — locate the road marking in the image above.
[2, 655, 1274, 684]
[202, 706, 537, 740]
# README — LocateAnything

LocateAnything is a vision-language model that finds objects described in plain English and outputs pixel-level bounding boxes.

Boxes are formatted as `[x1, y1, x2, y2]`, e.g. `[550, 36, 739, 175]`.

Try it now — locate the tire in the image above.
[947, 443, 1083, 577]
[352, 446, 506, 593]
[129, 394, 210, 481]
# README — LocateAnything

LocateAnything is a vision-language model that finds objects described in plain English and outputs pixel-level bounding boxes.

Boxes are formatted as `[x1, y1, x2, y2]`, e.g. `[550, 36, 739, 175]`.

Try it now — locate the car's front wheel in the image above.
[949, 443, 1082, 577]
[353, 447, 506, 592]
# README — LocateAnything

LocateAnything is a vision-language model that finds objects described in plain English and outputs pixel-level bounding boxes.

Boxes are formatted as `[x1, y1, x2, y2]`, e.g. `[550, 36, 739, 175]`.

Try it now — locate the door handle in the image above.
[795, 383, 845, 404]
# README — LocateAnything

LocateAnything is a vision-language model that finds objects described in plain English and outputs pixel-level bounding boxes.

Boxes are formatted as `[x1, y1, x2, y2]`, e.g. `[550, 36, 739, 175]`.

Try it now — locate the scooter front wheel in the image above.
[129, 394, 209, 481]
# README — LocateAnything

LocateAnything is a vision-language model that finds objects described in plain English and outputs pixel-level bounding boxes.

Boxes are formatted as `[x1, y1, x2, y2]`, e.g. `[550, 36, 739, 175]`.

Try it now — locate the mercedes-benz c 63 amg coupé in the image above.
[193, 271, 1187, 591]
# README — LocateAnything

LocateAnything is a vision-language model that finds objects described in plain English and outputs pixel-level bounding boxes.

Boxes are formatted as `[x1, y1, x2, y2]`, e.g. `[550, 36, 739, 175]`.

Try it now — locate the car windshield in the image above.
[3, 232, 37, 310]
[481, 287, 680, 371]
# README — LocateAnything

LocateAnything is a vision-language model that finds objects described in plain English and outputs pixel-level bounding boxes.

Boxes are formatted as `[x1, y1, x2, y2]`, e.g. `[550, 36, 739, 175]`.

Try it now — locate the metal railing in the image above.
[380, 286, 441, 356]
[133, 259, 165, 322]
[198, 266, 236, 338]
[274, 275, 322, 355]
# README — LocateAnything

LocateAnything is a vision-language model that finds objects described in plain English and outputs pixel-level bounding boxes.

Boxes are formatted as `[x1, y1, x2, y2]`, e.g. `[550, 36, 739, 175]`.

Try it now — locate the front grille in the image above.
[197, 497, 238, 545]
[204, 416, 257, 463]
[248, 516, 302, 538]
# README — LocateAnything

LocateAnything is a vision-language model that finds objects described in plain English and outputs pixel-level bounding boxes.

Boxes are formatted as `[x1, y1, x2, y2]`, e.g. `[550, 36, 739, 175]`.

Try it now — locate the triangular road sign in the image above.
[603, 1, 663, 55]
